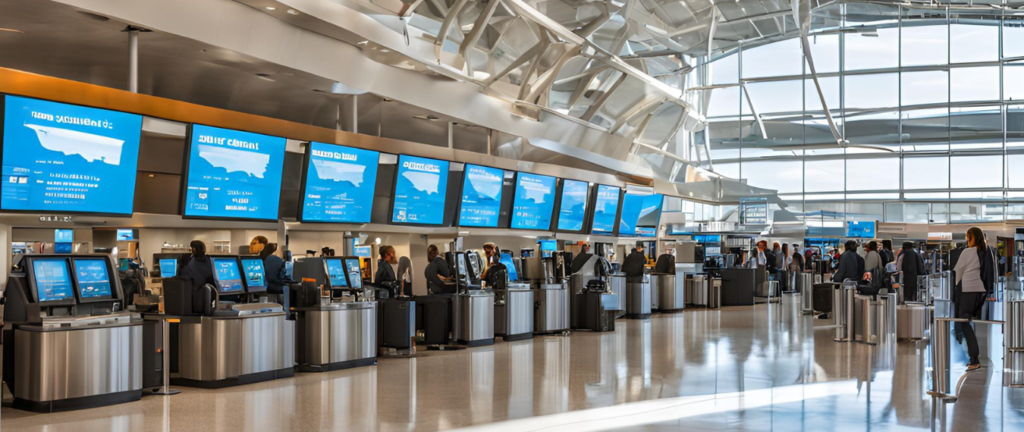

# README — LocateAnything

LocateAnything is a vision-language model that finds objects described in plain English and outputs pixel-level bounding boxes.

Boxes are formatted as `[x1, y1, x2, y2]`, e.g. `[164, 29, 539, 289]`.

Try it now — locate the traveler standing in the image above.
[953, 227, 993, 371]
[832, 241, 864, 283]
[899, 242, 926, 302]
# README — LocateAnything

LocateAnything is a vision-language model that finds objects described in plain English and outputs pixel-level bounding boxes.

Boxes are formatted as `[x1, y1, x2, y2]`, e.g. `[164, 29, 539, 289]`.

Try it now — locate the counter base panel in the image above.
[624, 313, 651, 320]
[501, 332, 533, 342]
[459, 338, 495, 347]
[297, 357, 377, 373]
[171, 367, 293, 389]
[13, 389, 142, 413]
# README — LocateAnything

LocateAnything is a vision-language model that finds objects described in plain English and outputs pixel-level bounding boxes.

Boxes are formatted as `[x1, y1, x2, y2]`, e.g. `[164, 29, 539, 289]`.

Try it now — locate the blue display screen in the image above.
[458, 164, 504, 227]
[241, 258, 266, 290]
[847, 221, 876, 239]
[539, 240, 557, 252]
[511, 173, 557, 230]
[301, 142, 380, 223]
[345, 258, 363, 289]
[159, 259, 178, 278]
[55, 229, 74, 243]
[74, 258, 112, 299]
[557, 179, 589, 232]
[32, 258, 74, 302]
[326, 258, 347, 287]
[116, 229, 133, 241]
[619, 193, 664, 237]
[183, 124, 287, 221]
[591, 185, 620, 235]
[391, 155, 450, 225]
[353, 246, 371, 258]
[211, 258, 244, 293]
[54, 243, 72, 254]
[2, 96, 142, 215]
[499, 253, 518, 282]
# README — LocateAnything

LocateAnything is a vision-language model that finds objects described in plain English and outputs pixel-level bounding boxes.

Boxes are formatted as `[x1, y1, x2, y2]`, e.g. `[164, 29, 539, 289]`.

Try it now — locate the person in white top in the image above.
[953, 227, 990, 371]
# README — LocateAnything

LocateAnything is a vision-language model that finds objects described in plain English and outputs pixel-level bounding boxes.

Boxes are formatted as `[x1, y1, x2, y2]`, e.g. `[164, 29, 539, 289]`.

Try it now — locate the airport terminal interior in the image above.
[2, 0, 1024, 430]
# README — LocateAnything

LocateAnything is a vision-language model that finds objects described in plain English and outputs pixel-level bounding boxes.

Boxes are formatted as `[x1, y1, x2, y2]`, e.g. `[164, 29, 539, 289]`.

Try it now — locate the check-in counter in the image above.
[453, 291, 494, 346]
[11, 313, 143, 412]
[295, 302, 377, 372]
[533, 282, 570, 334]
[172, 308, 294, 388]
[495, 283, 534, 341]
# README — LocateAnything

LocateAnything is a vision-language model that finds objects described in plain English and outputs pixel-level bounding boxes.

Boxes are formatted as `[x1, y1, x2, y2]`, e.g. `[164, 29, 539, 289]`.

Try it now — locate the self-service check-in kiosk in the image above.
[162, 255, 293, 388]
[3, 255, 143, 412]
[451, 249, 494, 347]
[494, 252, 533, 341]
[291, 256, 377, 371]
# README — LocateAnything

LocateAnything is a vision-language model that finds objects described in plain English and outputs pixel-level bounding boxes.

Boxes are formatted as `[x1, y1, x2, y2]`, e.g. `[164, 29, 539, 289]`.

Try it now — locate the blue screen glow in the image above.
[116, 229, 133, 241]
[326, 258, 347, 287]
[32, 258, 74, 302]
[458, 164, 504, 227]
[184, 124, 287, 221]
[619, 193, 663, 237]
[391, 155, 450, 225]
[212, 258, 244, 293]
[499, 253, 519, 282]
[591, 185, 620, 235]
[241, 258, 266, 291]
[74, 258, 112, 299]
[539, 240, 557, 252]
[345, 258, 363, 289]
[301, 142, 380, 223]
[353, 246, 371, 258]
[846, 221, 876, 239]
[2, 96, 142, 215]
[511, 173, 556, 230]
[557, 179, 589, 232]
[55, 229, 74, 243]
[159, 259, 178, 278]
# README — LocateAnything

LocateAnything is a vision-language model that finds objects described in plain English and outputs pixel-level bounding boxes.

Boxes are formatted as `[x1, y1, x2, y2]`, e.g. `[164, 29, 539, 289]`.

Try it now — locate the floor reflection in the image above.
[2, 302, 1022, 431]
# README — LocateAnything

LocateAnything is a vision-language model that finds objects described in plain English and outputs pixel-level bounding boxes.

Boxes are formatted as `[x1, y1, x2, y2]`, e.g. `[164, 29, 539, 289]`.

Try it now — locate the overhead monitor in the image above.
[619, 192, 664, 237]
[353, 246, 372, 258]
[31, 258, 75, 303]
[54, 242, 72, 254]
[556, 179, 589, 232]
[847, 221, 876, 239]
[391, 154, 450, 225]
[499, 252, 519, 282]
[159, 258, 178, 278]
[116, 229, 134, 241]
[72, 258, 113, 300]
[510, 173, 557, 230]
[1, 95, 143, 215]
[590, 185, 621, 235]
[539, 240, 557, 252]
[344, 258, 363, 289]
[240, 257, 267, 292]
[300, 142, 380, 223]
[211, 257, 245, 293]
[183, 124, 288, 221]
[325, 258, 347, 288]
[458, 164, 504, 227]
[54, 229, 74, 243]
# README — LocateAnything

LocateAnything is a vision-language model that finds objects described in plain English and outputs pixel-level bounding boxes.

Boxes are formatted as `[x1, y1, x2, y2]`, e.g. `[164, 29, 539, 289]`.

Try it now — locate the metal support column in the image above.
[126, 26, 140, 93]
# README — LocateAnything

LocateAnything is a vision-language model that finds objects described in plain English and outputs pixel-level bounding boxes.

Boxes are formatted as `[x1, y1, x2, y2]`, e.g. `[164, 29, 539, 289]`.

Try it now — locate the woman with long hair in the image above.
[953, 226, 990, 371]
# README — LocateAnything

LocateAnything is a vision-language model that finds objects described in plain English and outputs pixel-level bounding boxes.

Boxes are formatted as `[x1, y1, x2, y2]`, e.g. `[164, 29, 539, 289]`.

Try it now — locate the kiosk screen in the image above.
[326, 258, 347, 288]
[211, 258, 244, 293]
[159, 259, 178, 278]
[499, 253, 518, 282]
[344, 258, 363, 289]
[241, 258, 266, 291]
[73, 258, 112, 299]
[32, 258, 75, 302]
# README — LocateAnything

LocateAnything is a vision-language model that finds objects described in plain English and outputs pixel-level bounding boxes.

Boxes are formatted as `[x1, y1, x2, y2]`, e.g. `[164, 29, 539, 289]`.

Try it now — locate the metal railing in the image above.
[927, 317, 1005, 402]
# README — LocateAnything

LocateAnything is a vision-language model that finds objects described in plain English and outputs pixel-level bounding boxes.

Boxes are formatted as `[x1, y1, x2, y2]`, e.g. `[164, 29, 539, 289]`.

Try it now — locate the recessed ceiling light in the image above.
[148, 174, 155, 178]
[0, 28, 23, 34]
[379, 49, 390, 53]
[287, 9, 299, 15]
[266, 6, 277, 10]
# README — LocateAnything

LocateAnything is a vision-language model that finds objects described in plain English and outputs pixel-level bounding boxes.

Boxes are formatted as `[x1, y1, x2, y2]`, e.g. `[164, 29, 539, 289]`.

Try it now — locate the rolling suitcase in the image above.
[813, 283, 836, 313]
[378, 298, 416, 350]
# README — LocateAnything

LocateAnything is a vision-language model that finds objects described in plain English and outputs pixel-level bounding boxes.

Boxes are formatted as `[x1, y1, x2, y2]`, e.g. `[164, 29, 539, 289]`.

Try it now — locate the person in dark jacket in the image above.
[250, 236, 290, 294]
[832, 240, 864, 283]
[570, 243, 594, 274]
[899, 242, 926, 302]
[375, 245, 398, 295]
[791, 244, 805, 272]
[622, 246, 647, 278]
[424, 244, 451, 294]
[179, 240, 214, 288]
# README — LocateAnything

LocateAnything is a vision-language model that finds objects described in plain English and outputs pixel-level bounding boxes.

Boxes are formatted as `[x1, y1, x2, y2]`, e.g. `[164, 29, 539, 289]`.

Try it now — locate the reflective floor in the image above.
[2, 296, 1022, 431]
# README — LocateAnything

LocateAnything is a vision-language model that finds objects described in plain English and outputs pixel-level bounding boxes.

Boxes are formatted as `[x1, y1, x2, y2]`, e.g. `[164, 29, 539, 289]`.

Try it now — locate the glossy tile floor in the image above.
[2, 296, 1022, 431]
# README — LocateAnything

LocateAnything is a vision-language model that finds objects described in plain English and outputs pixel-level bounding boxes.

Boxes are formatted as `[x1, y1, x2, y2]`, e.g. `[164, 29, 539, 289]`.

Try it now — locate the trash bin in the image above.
[689, 275, 708, 307]
[626, 275, 651, 319]
[897, 302, 928, 340]
[854, 294, 877, 344]
[708, 277, 721, 309]
[834, 281, 856, 342]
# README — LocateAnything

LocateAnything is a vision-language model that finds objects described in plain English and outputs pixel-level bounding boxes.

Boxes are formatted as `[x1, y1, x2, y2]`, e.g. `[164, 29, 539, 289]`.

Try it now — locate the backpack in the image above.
[978, 247, 994, 294]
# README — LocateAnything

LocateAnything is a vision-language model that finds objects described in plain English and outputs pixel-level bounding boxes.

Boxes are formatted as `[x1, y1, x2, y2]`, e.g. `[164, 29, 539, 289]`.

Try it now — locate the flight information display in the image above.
[159, 259, 178, 278]
[32, 258, 75, 302]
[458, 164, 504, 227]
[590, 185, 620, 235]
[511, 173, 557, 230]
[391, 155, 450, 225]
[74, 258, 112, 299]
[211, 258, 244, 293]
[183, 124, 287, 221]
[847, 221, 876, 239]
[619, 193, 664, 237]
[55, 229, 74, 243]
[345, 258, 363, 289]
[326, 258, 347, 287]
[301, 142, 380, 223]
[2, 95, 143, 215]
[241, 258, 266, 291]
[557, 179, 589, 232]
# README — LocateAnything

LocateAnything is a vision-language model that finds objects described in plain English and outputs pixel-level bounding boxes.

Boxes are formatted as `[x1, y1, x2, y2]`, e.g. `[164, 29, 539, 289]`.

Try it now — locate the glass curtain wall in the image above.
[699, 4, 1024, 223]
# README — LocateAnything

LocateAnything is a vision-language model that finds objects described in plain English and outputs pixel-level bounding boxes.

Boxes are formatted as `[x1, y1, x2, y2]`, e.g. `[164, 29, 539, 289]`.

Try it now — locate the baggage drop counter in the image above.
[454, 291, 495, 346]
[172, 311, 294, 388]
[295, 302, 376, 372]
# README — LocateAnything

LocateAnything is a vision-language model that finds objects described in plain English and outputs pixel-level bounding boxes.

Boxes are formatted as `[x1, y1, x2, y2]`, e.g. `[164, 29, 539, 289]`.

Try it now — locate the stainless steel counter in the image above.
[495, 284, 534, 341]
[453, 291, 495, 346]
[173, 311, 294, 388]
[295, 302, 377, 372]
[533, 283, 570, 334]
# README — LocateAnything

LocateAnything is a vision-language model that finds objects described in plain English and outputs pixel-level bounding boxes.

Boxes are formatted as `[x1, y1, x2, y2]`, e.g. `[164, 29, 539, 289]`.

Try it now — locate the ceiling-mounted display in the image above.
[590, 184, 621, 235]
[458, 164, 504, 227]
[510, 172, 557, 230]
[391, 154, 450, 225]
[182, 124, 287, 221]
[556, 179, 589, 232]
[1, 95, 143, 215]
[300, 142, 380, 223]
[620, 192, 664, 237]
